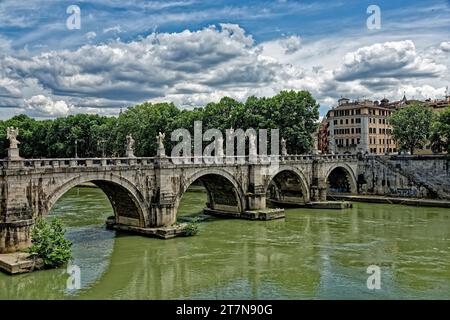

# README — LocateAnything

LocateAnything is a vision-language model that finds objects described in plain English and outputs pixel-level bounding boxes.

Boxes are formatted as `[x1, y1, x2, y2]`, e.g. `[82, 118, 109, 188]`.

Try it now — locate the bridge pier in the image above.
[0, 220, 33, 254]
[151, 202, 177, 227]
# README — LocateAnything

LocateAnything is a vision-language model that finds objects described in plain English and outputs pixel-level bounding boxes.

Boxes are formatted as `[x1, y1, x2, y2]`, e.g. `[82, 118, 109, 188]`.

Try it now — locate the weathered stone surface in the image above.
[305, 201, 352, 209]
[0, 220, 33, 254]
[0, 252, 43, 274]
[111, 223, 188, 239]
[204, 208, 285, 220]
[358, 155, 450, 199]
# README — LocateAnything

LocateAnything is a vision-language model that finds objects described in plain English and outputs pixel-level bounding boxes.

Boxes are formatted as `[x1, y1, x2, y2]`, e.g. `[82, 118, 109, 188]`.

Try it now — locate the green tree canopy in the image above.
[390, 103, 433, 154]
[0, 91, 320, 158]
[433, 106, 450, 153]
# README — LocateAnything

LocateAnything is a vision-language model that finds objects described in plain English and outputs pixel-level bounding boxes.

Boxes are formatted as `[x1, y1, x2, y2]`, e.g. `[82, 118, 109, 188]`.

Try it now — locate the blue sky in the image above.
[0, 0, 449, 119]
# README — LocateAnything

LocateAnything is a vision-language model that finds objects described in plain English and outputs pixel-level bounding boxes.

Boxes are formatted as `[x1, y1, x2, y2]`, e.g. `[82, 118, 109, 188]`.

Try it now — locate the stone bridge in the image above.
[0, 154, 359, 253]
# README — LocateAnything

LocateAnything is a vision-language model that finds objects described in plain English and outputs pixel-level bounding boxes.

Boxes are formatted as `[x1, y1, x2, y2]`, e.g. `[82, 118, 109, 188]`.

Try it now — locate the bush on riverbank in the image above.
[183, 218, 199, 236]
[28, 218, 72, 269]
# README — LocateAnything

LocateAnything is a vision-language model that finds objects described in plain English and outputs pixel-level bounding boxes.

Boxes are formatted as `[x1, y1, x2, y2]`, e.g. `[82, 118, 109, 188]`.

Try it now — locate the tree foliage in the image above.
[390, 103, 433, 154]
[432, 106, 450, 153]
[0, 91, 319, 157]
[28, 218, 72, 269]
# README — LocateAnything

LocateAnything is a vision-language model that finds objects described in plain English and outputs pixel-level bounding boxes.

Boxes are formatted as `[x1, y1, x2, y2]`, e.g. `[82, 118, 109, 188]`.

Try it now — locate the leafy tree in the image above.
[28, 218, 72, 269]
[262, 91, 319, 154]
[433, 106, 450, 153]
[390, 103, 433, 154]
[46, 114, 113, 158]
[113, 102, 181, 157]
[0, 115, 52, 158]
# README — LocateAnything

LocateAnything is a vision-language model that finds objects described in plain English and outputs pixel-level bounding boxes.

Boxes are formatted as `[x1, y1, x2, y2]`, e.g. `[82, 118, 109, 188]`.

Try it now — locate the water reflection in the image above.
[0, 187, 450, 300]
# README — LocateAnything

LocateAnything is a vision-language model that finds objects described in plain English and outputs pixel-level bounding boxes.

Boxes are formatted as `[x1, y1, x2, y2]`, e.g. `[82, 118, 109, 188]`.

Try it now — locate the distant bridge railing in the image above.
[0, 153, 359, 169]
[0, 157, 157, 169]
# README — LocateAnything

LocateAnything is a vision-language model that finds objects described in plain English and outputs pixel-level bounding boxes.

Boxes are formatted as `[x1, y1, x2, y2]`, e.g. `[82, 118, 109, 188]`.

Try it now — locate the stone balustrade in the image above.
[0, 153, 362, 170]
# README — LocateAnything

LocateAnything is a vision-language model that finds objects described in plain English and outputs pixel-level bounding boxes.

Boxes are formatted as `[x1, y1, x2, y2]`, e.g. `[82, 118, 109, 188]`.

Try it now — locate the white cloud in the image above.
[103, 25, 122, 34]
[0, 24, 448, 118]
[85, 32, 97, 40]
[393, 85, 447, 101]
[440, 41, 450, 52]
[334, 40, 446, 81]
[278, 35, 301, 54]
[24, 95, 72, 117]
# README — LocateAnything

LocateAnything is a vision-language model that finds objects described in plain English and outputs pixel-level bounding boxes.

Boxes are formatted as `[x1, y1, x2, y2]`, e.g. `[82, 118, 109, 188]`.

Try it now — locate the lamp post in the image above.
[75, 139, 78, 158]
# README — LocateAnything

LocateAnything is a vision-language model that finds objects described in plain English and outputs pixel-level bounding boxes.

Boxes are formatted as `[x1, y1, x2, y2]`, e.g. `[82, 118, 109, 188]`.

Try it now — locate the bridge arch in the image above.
[265, 165, 311, 205]
[176, 168, 246, 216]
[44, 174, 148, 227]
[325, 163, 357, 194]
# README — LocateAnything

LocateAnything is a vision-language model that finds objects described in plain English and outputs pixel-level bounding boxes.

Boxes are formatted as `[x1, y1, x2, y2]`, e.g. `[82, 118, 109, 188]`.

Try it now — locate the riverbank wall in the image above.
[357, 155, 450, 200]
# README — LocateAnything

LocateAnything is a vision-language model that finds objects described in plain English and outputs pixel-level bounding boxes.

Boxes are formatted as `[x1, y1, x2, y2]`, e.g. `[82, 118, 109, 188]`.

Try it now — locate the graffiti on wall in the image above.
[389, 188, 419, 197]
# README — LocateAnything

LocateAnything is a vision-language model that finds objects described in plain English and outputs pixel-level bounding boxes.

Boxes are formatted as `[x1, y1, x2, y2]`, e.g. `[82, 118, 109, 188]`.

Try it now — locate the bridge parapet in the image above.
[0, 154, 360, 170]
[316, 154, 359, 161]
[0, 157, 157, 170]
[281, 155, 313, 162]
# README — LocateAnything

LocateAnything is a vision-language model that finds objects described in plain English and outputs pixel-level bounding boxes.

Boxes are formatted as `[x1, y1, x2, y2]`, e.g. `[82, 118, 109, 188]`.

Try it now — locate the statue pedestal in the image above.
[157, 148, 166, 157]
[126, 149, 135, 158]
[7, 148, 21, 161]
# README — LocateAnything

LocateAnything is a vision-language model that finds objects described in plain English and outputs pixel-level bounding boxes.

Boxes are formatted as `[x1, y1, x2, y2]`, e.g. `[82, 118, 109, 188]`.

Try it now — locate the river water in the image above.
[1, 186, 450, 300]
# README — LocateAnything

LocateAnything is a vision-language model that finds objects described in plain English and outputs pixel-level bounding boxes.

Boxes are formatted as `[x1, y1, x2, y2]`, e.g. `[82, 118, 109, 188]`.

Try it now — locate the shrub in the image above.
[183, 218, 199, 237]
[28, 218, 72, 269]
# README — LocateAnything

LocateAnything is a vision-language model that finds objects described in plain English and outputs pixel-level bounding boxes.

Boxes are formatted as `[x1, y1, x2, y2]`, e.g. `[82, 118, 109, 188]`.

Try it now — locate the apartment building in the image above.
[318, 93, 450, 155]
[324, 97, 397, 154]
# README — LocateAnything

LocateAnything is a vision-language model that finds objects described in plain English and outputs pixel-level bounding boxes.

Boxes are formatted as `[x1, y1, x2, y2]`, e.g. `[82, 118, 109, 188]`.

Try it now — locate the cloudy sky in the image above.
[0, 0, 449, 119]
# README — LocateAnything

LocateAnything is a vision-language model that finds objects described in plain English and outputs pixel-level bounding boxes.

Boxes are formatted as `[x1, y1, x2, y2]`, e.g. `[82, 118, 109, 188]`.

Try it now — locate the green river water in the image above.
[1, 186, 450, 300]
